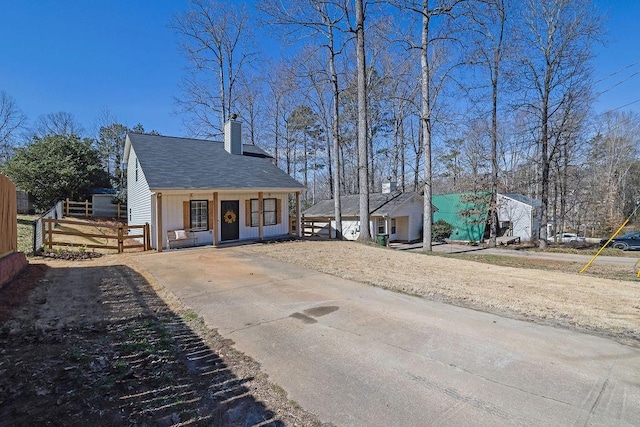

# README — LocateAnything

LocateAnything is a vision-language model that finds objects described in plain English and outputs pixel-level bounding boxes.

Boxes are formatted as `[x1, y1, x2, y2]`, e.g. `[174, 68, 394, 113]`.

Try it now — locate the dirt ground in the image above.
[3, 239, 640, 426]
[0, 255, 328, 426]
[245, 240, 640, 347]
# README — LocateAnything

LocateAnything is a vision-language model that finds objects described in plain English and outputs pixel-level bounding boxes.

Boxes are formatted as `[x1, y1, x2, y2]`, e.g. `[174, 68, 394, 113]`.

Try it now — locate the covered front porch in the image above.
[152, 189, 302, 251]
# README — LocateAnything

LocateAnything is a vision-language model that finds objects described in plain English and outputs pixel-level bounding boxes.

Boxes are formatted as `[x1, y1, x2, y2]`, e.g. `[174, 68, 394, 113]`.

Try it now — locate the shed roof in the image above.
[303, 191, 424, 217]
[501, 193, 541, 207]
[125, 133, 305, 191]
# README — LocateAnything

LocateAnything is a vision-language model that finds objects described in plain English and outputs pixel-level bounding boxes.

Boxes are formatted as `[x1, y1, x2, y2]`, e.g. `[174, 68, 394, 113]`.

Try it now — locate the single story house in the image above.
[124, 119, 306, 250]
[303, 184, 428, 242]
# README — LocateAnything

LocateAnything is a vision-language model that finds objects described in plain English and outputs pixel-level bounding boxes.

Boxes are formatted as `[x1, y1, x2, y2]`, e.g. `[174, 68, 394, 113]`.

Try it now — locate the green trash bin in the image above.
[376, 234, 389, 246]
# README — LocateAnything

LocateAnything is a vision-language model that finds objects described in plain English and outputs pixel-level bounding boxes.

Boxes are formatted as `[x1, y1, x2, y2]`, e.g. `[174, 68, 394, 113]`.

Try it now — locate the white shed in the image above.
[497, 193, 541, 242]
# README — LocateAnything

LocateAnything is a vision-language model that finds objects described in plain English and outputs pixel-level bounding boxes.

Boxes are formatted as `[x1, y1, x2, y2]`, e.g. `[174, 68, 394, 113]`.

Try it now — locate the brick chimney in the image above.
[224, 114, 242, 155]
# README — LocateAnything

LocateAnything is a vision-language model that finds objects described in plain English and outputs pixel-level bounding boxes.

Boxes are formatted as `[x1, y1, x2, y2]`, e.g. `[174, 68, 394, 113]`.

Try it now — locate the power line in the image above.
[593, 60, 640, 85]
[595, 97, 640, 116]
[595, 71, 640, 96]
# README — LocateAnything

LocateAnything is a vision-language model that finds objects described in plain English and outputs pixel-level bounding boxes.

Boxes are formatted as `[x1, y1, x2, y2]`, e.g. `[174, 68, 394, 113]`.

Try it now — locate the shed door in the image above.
[220, 200, 240, 241]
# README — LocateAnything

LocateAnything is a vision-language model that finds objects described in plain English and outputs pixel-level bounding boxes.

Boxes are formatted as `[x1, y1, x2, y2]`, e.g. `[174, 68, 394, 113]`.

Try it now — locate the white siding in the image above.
[328, 198, 423, 242]
[127, 148, 152, 229]
[388, 197, 424, 242]
[331, 219, 360, 240]
[497, 195, 533, 241]
[158, 191, 291, 249]
[393, 217, 409, 241]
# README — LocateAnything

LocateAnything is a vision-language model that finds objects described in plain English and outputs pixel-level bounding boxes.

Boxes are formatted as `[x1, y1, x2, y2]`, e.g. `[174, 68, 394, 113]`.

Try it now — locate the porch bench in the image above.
[167, 229, 198, 249]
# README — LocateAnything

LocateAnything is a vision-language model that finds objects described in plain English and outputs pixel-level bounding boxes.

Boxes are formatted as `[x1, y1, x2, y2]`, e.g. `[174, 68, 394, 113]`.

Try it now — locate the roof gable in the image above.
[303, 191, 423, 217]
[500, 193, 541, 208]
[127, 133, 305, 191]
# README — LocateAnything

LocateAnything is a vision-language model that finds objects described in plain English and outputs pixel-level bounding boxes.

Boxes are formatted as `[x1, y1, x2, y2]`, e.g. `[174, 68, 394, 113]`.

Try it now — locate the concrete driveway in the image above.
[135, 246, 640, 426]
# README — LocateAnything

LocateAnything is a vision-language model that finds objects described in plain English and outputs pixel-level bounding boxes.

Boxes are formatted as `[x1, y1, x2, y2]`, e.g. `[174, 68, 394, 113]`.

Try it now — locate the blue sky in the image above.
[1, 0, 638, 139]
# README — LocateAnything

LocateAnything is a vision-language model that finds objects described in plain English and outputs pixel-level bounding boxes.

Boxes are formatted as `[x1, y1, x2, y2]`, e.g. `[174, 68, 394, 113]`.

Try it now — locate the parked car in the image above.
[600, 231, 640, 251]
[548, 233, 585, 244]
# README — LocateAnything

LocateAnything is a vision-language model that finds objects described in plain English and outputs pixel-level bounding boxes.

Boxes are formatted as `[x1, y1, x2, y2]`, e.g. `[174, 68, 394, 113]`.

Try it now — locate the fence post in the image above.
[65, 198, 69, 216]
[45, 219, 53, 250]
[145, 223, 151, 251]
[32, 220, 37, 254]
[117, 224, 123, 253]
[85, 200, 89, 218]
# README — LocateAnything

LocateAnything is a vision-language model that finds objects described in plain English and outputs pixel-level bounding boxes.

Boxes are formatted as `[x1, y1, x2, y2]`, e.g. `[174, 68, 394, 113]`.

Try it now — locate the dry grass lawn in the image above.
[246, 240, 640, 347]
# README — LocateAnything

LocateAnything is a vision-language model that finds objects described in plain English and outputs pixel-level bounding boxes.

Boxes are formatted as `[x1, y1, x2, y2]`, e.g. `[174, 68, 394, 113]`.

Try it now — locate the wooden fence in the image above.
[42, 218, 150, 253]
[301, 216, 331, 238]
[64, 198, 127, 219]
[0, 174, 17, 257]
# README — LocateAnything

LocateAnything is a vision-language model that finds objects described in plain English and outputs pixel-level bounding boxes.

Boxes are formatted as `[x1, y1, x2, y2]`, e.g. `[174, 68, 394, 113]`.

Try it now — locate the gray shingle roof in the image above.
[128, 133, 305, 191]
[303, 191, 423, 217]
[501, 193, 541, 207]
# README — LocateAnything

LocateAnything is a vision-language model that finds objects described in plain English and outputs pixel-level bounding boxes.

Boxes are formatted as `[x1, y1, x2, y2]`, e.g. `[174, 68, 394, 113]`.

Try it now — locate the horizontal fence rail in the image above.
[64, 198, 126, 219]
[301, 216, 331, 238]
[42, 218, 149, 253]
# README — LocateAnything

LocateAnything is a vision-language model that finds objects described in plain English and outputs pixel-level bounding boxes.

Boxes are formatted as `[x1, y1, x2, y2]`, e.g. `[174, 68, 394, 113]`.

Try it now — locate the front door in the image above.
[220, 200, 240, 241]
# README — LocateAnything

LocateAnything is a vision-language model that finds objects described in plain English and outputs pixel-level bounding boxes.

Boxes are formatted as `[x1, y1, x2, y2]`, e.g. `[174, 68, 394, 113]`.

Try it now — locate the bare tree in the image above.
[398, 0, 464, 250]
[588, 111, 640, 232]
[355, 0, 371, 241]
[236, 74, 263, 146]
[33, 111, 84, 137]
[466, 0, 509, 247]
[264, 61, 298, 168]
[172, 0, 255, 138]
[0, 91, 27, 165]
[517, 0, 601, 248]
[259, 0, 348, 239]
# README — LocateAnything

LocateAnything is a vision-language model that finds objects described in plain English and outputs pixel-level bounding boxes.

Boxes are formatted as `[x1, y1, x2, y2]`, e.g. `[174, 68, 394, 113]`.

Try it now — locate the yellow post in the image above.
[85, 199, 89, 217]
[580, 203, 640, 274]
[66, 198, 70, 216]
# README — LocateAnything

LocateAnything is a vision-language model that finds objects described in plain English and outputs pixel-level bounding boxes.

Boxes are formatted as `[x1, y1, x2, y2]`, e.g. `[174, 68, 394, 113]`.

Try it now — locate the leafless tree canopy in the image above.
[172, 0, 256, 139]
[0, 91, 27, 164]
[33, 111, 85, 138]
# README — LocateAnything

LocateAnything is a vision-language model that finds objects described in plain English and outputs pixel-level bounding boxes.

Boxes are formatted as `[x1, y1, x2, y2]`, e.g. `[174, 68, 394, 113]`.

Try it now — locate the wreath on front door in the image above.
[223, 210, 237, 224]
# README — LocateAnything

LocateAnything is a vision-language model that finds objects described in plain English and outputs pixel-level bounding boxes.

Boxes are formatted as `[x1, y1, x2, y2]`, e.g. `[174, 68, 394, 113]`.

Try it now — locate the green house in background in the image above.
[432, 192, 491, 242]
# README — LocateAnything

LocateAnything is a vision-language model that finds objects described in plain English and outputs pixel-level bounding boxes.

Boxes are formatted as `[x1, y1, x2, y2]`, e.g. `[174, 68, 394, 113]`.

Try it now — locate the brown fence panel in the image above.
[0, 174, 17, 257]
[42, 218, 148, 253]
[64, 199, 127, 219]
[301, 216, 331, 238]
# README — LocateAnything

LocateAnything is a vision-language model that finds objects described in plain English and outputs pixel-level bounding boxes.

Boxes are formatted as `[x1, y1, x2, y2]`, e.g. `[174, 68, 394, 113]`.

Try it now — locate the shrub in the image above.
[433, 219, 453, 242]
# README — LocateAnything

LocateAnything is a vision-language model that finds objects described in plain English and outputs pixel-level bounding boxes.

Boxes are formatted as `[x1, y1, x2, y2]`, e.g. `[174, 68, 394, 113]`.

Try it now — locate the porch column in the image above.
[296, 191, 301, 237]
[156, 192, 163, 252]
[213, 192, 219, 246]
[258, 191, 264, 240]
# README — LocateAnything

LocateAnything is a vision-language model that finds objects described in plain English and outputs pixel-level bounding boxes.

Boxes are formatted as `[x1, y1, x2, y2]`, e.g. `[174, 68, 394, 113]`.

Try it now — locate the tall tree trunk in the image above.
[488, 4, 504, 248]
[421, 1, 432, 251]
[400, 116, 406, 191]
[329, 33, 343, 239]
[356, 0, 371, 241]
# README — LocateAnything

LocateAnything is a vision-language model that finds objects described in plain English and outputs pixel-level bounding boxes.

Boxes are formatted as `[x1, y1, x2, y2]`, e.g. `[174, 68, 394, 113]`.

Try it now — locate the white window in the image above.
[377, 218, 385, 234]
[391, 218, 396, 234]
[190, 200, 208, 230]
[250, 198, 277, 227]
[263, 198, 277, 226]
